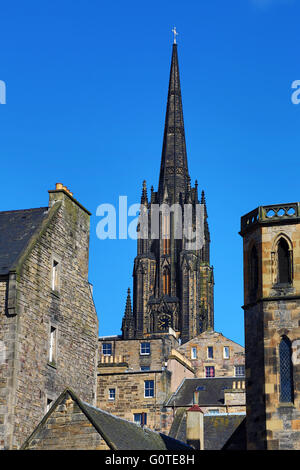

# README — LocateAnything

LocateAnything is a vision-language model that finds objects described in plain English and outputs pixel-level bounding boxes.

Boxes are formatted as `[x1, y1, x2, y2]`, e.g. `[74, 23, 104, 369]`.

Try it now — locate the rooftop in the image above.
[240, 202, 300, 235]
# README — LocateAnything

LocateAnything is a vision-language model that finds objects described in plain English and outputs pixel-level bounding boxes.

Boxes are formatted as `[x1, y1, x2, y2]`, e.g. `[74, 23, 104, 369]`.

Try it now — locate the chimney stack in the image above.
[186, 405, 204, 450]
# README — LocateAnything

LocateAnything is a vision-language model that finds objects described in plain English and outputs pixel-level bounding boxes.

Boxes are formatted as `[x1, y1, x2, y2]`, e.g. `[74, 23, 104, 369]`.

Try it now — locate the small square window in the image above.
[207, 346, 213, 359]
[140, 343, 151, 355]
[102, 343, 112, 356]
[205, 366, 215, 378]
[235, 365, 245, 377]
[108, 388, 116, 400]
[134, 413, 147, 426]
[208, 409, 219, 415]
[191, 347, 197, 359]
[144, 380, 154, 398]
[224, 347, 230, 359]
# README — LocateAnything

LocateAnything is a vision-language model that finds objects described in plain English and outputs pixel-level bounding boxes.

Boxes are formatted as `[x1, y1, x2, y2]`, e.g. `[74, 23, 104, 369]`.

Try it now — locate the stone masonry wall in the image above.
[98, 336, 178, 371]
[23, 393, 108, 450]
[243, 221, 300, 450]
[97, 370, 173, 433]
[2, 190, 98, 449]
[0, 279, 17, 449]
[177, 330, 245, 378]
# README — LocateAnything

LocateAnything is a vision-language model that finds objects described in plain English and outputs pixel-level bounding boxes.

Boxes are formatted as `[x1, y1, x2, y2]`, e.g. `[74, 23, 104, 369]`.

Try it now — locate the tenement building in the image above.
[0, 184, 98, 449]
[240, 203, 300, 450]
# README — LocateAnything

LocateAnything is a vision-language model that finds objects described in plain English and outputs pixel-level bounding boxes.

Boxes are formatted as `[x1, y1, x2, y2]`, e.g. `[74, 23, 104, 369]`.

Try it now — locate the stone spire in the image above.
[158, 43, 189, 203]
[141, 180, 148, 205]
[121, 288, 134, 339]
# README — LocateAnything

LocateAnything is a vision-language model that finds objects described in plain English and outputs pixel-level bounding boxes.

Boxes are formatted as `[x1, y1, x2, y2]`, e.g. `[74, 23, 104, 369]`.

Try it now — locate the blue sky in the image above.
[1, 0, 300, 346]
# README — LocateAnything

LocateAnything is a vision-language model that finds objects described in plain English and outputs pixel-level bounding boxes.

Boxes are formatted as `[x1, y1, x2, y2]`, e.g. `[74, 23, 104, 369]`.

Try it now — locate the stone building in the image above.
[240, 203, 300, 450]
[21, 388, 190, 451]
[0, 184, 98, 449]
[97, 332, 194, 433]
[176, 330, 245, 378]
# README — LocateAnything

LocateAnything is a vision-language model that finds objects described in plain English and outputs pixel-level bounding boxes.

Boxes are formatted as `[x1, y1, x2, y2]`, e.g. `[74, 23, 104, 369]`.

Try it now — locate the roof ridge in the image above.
[0, 206, 48, 215]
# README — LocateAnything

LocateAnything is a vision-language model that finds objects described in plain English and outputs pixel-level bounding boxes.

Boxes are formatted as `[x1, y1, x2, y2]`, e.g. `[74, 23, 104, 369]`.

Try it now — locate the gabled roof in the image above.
[166, 377, 245, 407]
[0, 207, 49, 275]
[21, 388, 191, 451]
[177, 329, 244, 350]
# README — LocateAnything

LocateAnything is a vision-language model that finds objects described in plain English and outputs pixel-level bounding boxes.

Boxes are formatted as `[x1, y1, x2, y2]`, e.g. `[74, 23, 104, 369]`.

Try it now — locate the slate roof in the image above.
[168, 409, 246, 450]
[22, 388, 191, 451]
[166, 376, 245, 407]
[0, 207, 49, 275]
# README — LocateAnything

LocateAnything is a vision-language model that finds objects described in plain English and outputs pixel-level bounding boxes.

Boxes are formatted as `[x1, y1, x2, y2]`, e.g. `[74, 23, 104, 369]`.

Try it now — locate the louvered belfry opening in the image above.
[279, 336, 294, 403]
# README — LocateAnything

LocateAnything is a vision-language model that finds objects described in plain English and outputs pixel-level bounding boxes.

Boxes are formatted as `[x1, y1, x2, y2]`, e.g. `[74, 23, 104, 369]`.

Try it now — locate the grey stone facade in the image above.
[0, 185, 98, 449]
[240, 203, 300, 450]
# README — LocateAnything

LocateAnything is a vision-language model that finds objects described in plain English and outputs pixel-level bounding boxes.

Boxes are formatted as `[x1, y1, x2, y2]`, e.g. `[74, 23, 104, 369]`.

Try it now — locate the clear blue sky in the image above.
[1, 0, 300, 346]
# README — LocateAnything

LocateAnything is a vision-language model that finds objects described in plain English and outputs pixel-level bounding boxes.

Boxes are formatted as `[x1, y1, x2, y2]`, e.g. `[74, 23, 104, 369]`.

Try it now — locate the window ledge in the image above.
[51, 290, 60, 299]
[278, 402, 295, 408]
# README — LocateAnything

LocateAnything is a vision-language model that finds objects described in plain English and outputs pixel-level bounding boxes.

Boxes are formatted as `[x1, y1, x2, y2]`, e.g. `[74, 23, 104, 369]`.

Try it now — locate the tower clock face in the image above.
[158, 314, 171, 330]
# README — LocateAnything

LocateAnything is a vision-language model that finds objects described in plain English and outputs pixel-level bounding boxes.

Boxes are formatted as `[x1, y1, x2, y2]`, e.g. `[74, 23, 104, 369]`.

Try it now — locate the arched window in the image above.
[163, 267, 170, 295]
[162, 214, 170, 255]
[249, 245, 258, 294]
[279, 336, 294, 403]
[278, 238, 291, 284]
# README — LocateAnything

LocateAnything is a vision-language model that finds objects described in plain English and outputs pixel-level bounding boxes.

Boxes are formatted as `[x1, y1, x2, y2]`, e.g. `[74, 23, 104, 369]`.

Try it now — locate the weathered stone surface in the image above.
[0, 188, 98, 449]
[241, 207, 300, 450]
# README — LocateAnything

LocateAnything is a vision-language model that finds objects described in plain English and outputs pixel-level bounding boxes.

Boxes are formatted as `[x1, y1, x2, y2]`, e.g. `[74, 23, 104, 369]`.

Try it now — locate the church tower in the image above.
[122, 42, 214, 344]
[240, 203, 300, 450]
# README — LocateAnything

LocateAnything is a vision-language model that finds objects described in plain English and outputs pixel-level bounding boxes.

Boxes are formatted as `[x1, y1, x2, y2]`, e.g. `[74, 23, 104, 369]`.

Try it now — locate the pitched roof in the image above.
[0, 207, 49, 275]
[166, 377, 245, 407]
[21, 388, 191, 451]
[168, 409, 246, 450]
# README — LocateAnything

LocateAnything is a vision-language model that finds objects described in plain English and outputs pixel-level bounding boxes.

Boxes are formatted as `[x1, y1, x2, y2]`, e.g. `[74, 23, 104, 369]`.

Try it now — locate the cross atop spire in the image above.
[172, 26, 178, 44]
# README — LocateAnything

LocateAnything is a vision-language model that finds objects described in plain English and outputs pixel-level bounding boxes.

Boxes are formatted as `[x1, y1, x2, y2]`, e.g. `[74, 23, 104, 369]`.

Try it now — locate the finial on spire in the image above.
[141, 180, 148, 205]
[172, 26, 178, 44]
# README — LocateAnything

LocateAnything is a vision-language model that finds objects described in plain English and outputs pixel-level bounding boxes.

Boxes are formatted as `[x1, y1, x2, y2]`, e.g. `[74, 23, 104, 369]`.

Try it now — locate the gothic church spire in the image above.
[158, 44, 189, 203]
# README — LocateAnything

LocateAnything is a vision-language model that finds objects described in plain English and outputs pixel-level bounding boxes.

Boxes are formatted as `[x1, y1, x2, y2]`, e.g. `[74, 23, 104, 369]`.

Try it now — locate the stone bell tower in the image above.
[240, 203, 300, 450]
[122, 43, 214, 344]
